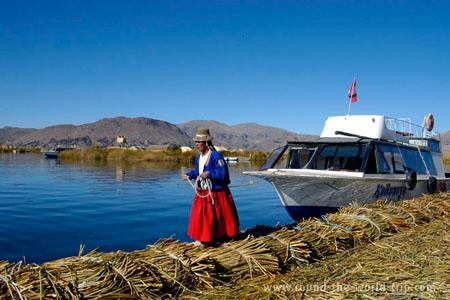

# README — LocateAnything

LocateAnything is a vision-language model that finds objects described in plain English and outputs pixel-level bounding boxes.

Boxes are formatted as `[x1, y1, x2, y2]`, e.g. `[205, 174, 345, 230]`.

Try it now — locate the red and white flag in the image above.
[348, 79, 357, 103]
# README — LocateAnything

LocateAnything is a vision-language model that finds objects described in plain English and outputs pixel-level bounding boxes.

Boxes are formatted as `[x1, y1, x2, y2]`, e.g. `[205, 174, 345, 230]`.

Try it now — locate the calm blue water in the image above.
[0, 154, 292, 263]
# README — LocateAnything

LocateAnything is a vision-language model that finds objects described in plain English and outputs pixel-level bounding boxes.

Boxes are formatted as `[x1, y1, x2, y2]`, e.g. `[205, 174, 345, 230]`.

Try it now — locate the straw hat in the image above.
[193, 128, 213, 142]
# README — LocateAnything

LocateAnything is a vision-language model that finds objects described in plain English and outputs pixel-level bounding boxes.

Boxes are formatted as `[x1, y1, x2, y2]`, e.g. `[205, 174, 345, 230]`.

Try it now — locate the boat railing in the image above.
[384, 117, 438, 139]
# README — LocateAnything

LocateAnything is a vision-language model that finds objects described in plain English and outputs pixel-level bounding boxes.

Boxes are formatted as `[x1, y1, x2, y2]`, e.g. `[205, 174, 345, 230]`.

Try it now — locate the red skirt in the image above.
[188, 187, 240, 242]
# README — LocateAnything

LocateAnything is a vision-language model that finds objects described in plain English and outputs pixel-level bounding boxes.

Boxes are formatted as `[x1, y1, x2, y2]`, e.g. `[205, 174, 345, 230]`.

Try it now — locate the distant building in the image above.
[0, 144, 13, 149]
[180, 146, 193, 153]
[214, 145, 228, 152]
[116, 135, 127, 146]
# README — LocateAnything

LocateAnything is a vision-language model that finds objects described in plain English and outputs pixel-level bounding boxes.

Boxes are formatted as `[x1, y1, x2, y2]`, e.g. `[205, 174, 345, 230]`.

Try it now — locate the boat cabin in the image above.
[261, 115, 447, 178]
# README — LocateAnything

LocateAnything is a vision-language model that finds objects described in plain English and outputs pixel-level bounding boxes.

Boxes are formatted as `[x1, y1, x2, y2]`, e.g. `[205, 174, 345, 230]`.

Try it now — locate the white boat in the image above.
[43, 150, 59, 159]
[224, 157, 240, 162]
[244, 115, 450, 221]
[42, 147, 71, 159]
[224, 156, 251, 163]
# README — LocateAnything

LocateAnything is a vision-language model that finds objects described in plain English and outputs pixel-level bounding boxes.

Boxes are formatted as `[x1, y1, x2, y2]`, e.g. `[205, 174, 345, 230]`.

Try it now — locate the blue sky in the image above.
[1, 1, 449, 134]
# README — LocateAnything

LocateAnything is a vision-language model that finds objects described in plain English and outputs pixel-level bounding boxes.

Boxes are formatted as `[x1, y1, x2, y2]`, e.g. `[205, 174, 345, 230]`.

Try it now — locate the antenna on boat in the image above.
[334, 131, 371, 141]
[346, 77, 357, 116]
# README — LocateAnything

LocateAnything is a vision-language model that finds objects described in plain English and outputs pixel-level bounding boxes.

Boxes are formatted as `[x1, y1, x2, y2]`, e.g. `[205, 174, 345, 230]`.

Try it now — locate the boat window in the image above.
[310, 144, 366, 171]
[287, 146, 316, 169]
[429, 140, 441, 153]
[398, 147, 438, 175]
[400, 147, 427, 174]
[374, 145, 392, 174]
[377, 144, 405, 174]
[260, 145, 288, 171]
[365, 145, 378, 174]
[311, 145, 336, 170]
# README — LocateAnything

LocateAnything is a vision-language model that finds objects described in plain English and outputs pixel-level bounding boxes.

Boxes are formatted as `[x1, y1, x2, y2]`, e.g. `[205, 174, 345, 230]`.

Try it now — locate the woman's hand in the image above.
[199, 171, 209, 179]
[182, 175, 190, 180]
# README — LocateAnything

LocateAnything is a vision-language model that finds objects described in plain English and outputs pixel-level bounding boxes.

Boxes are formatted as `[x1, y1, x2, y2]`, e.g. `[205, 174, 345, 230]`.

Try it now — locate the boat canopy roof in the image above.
[285, 115, 442, 153]
[317, 115, 438, 143]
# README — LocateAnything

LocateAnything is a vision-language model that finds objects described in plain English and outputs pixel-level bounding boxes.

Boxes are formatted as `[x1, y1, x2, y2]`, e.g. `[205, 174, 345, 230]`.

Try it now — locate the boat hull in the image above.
[44, 152, 59, 159]
[246, 170, 450, 221]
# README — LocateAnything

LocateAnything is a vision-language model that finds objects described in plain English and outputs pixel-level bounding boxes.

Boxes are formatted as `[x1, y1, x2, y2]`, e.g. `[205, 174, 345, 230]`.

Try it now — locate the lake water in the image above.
[0, 154, 292, 263]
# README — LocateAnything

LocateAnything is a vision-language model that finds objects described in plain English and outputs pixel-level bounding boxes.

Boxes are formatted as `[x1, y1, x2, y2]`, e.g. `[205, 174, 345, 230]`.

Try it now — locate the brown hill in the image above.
[2, 117, 191, 148]
[1, 118, 311, 150]
[178, 120, 311, 151]
[0, 127, 37, 145]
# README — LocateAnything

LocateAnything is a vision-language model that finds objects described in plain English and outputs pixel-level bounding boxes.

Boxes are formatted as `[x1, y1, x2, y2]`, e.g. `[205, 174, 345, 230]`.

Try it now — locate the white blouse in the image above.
[199, 149, 211, 174]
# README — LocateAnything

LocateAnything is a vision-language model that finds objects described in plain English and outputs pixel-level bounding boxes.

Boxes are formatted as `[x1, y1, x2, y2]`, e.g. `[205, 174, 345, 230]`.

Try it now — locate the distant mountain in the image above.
[0, 117, 311, 150]
[0, 127, 37, 144]
[1, 117, 191, 148]
[178, 120, 311, 151]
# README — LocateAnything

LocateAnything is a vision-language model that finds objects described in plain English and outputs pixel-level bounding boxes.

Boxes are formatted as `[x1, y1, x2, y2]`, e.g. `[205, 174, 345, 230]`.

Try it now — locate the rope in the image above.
[321, 215, 353, 231]
[395, 143, 408, 172]
[415, 145, 430, 176]
[177, 179, 256, 189]
[187, 177, 215, 205]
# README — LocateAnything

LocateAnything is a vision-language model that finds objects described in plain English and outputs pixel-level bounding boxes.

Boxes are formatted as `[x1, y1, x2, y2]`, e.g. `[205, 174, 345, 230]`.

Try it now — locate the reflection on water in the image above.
[116, 165, 124, 182]
[0, 154, 291, 263]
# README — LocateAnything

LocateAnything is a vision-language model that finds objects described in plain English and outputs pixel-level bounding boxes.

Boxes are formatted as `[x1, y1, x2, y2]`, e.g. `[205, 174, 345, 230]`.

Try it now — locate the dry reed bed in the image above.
[444, 154, 450, 164]
[205, 217, 450, 299]
[0, 193, 448, 299]
[58, 146, 269, 163]
[59, 146, 197, 163]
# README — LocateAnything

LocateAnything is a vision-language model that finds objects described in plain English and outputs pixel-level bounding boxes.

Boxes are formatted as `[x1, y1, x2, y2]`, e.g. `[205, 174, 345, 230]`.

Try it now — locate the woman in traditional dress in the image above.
[182, 128, 240, 244]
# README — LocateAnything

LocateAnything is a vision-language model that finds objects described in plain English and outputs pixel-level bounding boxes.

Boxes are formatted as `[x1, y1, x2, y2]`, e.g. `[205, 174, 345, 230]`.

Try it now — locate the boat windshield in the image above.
[259, 145, 288, 171]
[307, 144, 368, 172]
[287, 146, 317, 169]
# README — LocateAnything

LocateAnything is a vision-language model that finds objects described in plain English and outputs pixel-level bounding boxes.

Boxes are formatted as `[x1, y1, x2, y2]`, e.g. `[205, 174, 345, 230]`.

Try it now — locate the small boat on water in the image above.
[43, 150, 59, 159]
[224, 155, 252, 163]
[224, 157, 239, 162]
[43, 147, 69, 159]
[244, 115, 450, 221]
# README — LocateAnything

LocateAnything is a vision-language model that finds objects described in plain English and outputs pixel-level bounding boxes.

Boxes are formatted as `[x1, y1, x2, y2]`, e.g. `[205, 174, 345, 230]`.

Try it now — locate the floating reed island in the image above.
[0, 193, 449, 299]
[206, 212, 450, 299]
[58, 146, 268, 164]
[0, 146, 41, 154]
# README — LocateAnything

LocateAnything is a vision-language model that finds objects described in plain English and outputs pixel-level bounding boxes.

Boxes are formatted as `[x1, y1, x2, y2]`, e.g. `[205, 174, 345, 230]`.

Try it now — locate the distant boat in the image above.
[224, 157, 239, 162]
[43, 150, 59, 159]
[43, 147, 70, 159]
[224, 155, 252, 163]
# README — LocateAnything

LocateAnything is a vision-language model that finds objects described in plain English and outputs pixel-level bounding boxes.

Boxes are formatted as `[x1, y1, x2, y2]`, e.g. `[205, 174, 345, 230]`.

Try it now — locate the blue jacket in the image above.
[186, 150, 231, 191]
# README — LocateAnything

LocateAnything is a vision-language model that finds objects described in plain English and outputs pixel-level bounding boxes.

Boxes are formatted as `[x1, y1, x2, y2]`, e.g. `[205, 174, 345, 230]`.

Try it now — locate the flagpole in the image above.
[346, 77, 356, 116]
[346, 97, 351, 116]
